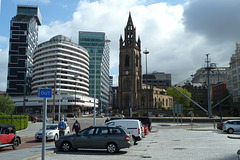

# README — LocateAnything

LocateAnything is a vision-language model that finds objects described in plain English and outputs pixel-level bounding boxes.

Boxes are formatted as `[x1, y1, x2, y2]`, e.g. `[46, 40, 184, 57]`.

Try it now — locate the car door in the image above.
[91, 127, 109, 149]
[0, 128, 8, 144]
[7, 127, 15, 143]
[236, 121, 240, 132]
[75, 127, 95, 148]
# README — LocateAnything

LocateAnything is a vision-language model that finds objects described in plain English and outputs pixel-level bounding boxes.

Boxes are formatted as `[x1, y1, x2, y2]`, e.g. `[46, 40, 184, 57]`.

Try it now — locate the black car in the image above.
[55, 125, 133, 153]
[66, 114, 75, 118]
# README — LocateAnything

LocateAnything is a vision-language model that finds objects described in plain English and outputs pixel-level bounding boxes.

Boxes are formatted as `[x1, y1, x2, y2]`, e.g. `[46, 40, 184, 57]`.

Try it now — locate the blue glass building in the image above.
[78, 31, 110, 112]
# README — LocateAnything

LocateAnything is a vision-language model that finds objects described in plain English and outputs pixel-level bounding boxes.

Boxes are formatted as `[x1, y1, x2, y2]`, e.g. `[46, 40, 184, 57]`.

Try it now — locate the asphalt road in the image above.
[1, 119, 240, 160]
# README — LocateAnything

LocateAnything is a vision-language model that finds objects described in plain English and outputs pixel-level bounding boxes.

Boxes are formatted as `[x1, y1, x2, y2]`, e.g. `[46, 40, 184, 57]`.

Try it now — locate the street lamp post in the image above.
[93, 39, 111, 126]
[58, 67, 63, 124]
[143, 49, 149, 117]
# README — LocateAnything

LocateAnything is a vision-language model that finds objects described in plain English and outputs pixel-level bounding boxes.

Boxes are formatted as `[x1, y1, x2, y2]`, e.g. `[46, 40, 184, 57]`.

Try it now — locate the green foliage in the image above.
[0, 96, 15, 115]
[132, 111, 141, 117]
[0, 115, 28, 130]
[167, 87, 191, 106]
[157, 101, 163, 111]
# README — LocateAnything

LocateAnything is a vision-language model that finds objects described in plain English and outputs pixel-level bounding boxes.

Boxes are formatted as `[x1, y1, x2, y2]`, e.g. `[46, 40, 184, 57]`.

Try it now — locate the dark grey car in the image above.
[55, 125, 133, 153]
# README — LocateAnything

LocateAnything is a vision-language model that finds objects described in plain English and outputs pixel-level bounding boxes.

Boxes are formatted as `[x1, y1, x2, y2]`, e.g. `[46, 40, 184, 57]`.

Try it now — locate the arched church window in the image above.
[155, 97, 157, 107]
[125, 55, 129, 67]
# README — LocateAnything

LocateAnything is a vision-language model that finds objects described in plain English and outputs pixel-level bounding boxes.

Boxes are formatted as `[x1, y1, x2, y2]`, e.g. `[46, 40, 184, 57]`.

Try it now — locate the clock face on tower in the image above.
[125, 71, 129, 75]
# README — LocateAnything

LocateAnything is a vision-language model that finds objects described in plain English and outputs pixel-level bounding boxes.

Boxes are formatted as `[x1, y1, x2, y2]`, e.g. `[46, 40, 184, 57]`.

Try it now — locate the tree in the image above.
[166, 87, 191, 106]
[0, 96, 15, 115]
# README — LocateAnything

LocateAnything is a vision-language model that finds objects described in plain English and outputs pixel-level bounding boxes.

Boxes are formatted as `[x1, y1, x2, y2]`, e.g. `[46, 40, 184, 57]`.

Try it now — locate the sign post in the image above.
[39, 88, 52, 160]
[173, 104, 183, 125]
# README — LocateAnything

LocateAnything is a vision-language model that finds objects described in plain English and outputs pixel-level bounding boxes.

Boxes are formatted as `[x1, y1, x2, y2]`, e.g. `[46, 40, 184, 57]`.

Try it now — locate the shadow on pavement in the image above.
[54, 149, 128, 155]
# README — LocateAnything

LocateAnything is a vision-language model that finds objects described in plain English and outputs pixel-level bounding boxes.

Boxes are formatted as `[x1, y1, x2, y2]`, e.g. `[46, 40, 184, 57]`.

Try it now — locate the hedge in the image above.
[0, 115, 28, 130]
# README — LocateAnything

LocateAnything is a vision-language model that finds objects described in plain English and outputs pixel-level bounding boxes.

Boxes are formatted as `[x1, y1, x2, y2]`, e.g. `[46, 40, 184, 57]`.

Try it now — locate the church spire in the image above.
[124, 12, 137, 47]
[127, 12, 133, 27]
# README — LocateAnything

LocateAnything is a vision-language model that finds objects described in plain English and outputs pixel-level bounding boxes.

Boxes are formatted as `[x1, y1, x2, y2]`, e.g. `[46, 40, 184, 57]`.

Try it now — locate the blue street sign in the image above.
[39, 88, 52, 98]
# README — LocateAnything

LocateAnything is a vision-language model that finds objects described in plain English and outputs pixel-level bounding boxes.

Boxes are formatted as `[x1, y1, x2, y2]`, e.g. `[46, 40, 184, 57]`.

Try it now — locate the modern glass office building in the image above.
[6, 5, 42, 97]
[78, 31, 110, 111]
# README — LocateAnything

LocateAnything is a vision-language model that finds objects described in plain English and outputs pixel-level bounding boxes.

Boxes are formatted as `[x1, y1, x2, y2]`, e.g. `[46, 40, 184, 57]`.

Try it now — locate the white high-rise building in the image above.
[12, 35, 97, 114]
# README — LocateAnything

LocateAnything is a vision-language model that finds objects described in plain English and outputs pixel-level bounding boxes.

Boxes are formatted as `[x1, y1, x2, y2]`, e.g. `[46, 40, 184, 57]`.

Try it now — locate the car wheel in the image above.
[54, 134, 58, 141]
[12, 138, 19, 150]
[61, 141, 72, 152]
[227, 128, 234, 134]
[107, 143, 117, 153]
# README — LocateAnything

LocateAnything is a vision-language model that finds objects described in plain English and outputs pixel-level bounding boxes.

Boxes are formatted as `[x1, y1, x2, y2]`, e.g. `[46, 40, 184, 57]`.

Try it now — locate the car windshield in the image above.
[46, 125, 58, 130]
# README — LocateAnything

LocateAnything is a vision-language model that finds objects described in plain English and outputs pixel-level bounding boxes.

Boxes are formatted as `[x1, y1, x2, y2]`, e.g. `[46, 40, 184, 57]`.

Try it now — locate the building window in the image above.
[124, 80, 131, 89]
[136, 55, 138, 67]
[125, 55, 129, 67]
[155, 98, 157, 107]
[125, 95, 130, 107]
[141, 96, 145, 106]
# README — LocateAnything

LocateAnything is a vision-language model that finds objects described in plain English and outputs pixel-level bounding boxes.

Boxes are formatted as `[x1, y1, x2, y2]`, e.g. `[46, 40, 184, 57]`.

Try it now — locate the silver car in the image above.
[35, 124, 70, 141]
[55, 125, 133, 153]
[222, 120, 240, 134]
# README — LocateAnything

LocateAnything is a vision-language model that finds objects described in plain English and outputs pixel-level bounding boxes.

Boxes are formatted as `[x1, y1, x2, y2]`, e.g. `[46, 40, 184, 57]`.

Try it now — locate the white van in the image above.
[105, 119, 143, 144]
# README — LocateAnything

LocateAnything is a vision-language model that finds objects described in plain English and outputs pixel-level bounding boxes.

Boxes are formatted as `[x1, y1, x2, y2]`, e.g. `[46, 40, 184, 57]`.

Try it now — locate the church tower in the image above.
[117, 13, 142, 115]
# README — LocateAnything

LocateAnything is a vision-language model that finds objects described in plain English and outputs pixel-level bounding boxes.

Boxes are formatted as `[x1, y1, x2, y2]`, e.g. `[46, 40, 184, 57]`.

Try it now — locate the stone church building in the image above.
[117, 13, 173, 116]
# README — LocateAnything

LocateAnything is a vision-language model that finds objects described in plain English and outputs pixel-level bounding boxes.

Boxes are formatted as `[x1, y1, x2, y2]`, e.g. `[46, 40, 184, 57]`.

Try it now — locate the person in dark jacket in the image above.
[72, 120, 81, 134]
[105, 118, 110, 123]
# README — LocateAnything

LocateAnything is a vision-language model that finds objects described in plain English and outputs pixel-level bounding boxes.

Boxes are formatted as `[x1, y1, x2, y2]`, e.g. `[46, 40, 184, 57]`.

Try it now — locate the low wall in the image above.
[150, 117, 240, 123]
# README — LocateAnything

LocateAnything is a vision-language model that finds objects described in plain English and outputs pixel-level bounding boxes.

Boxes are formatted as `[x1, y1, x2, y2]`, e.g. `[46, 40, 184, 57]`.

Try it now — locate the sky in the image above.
[1, 0, 240, 91]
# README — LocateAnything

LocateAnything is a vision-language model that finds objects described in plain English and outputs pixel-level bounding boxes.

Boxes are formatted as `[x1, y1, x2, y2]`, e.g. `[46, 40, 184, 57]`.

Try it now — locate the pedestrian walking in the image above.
[58, 117, 67, 136]
[105, 118, 110, 123]
[72, 120, 81, 134]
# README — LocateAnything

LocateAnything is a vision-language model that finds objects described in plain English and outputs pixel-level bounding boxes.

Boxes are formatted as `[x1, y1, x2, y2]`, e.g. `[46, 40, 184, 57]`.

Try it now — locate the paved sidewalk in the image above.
[0, 143, 55, 160]
[0, 122, 220, 160]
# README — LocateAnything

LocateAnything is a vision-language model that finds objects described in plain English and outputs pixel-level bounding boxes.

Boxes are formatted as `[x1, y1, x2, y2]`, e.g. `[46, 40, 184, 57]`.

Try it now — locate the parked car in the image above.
[217, 122, 223, 130]
[35, 124, 70, 141]
[96, 113, 104, 118]
[0, 124, 21, 150]
[66, 114, 75, 118]
[105, 119, 143, 144]
[222, 120, 240, 134]
[55, 125, 133, 153]
[158, 113, 168, 117]
[114, 114, 125, 118]
[110, 117, 152, 131]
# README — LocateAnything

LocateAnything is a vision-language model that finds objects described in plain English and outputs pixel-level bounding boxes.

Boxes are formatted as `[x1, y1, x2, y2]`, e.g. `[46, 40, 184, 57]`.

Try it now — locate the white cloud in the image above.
[3, 0, 236, 90]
